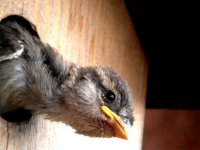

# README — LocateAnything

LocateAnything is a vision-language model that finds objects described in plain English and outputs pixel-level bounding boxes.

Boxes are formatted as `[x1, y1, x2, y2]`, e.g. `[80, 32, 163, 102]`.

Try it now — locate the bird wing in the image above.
[0, 15, 67, 83]
[0, 15, 40, 62]
[0, 24, 24, 62]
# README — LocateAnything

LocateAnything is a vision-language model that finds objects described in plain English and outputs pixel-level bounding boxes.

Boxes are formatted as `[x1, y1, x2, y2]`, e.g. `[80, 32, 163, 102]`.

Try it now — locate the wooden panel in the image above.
[143, 109, 200, 150]
[0, 0, 147, 150]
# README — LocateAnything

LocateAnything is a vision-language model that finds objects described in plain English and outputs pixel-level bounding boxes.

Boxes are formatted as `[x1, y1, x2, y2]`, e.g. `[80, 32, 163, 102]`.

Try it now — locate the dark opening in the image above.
[125, 0, 200, 109]
[1, 108, 32, 123]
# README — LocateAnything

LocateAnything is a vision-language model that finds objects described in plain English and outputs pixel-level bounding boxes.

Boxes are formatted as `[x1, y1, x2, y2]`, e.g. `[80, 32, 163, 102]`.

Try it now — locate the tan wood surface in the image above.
[0, 0, 147, 150]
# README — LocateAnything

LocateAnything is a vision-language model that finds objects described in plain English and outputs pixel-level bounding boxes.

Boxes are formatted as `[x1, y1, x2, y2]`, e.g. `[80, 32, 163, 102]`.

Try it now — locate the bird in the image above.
[0, 15, 134, 140]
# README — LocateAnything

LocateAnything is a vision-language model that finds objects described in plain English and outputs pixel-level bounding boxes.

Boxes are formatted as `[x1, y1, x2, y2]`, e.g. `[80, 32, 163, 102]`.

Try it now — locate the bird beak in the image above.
[101, 106, 128, 140]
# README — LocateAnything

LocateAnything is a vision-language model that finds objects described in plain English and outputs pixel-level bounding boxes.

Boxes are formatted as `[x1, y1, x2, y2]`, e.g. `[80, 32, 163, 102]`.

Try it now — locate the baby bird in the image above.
[0, 15, 133, 140]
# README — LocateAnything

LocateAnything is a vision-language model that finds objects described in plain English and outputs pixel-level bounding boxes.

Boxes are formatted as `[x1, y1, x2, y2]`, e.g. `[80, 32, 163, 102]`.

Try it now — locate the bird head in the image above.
[54, 66, 134, 140]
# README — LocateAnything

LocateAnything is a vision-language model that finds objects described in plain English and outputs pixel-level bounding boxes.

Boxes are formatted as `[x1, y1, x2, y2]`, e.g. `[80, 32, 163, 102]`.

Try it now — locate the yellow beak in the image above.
[101, 106, 128, 140]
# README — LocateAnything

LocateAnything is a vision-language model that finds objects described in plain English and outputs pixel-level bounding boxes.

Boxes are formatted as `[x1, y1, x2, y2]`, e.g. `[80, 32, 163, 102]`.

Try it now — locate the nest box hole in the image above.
[1, 108, 33, 123]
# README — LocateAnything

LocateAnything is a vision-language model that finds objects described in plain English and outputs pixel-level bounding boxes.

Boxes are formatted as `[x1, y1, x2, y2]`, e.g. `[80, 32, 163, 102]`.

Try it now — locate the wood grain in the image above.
[0, 0, 147, 150]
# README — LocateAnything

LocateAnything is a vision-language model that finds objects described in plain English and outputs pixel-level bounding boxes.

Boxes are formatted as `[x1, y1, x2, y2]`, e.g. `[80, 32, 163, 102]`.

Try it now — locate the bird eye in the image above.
[104, 90, 115, 103]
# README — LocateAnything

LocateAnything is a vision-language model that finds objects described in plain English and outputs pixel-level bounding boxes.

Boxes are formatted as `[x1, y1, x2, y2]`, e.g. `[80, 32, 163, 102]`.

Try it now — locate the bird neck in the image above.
[62, 63, 81, 88]
[25, 62, 81, 115]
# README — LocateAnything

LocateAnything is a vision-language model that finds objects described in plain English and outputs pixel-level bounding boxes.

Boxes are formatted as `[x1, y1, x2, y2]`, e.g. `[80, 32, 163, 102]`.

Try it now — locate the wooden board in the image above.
[0, 0, 147, 150]
[143, 109, 200, 150]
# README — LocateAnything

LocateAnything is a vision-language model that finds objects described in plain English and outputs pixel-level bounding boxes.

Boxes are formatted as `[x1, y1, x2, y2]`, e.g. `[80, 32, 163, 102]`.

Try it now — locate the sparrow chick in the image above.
[0, 15, 134, 139]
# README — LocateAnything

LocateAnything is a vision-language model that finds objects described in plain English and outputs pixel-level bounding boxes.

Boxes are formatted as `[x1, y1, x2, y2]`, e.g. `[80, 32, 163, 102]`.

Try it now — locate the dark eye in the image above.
[104, 90, 115, 103]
